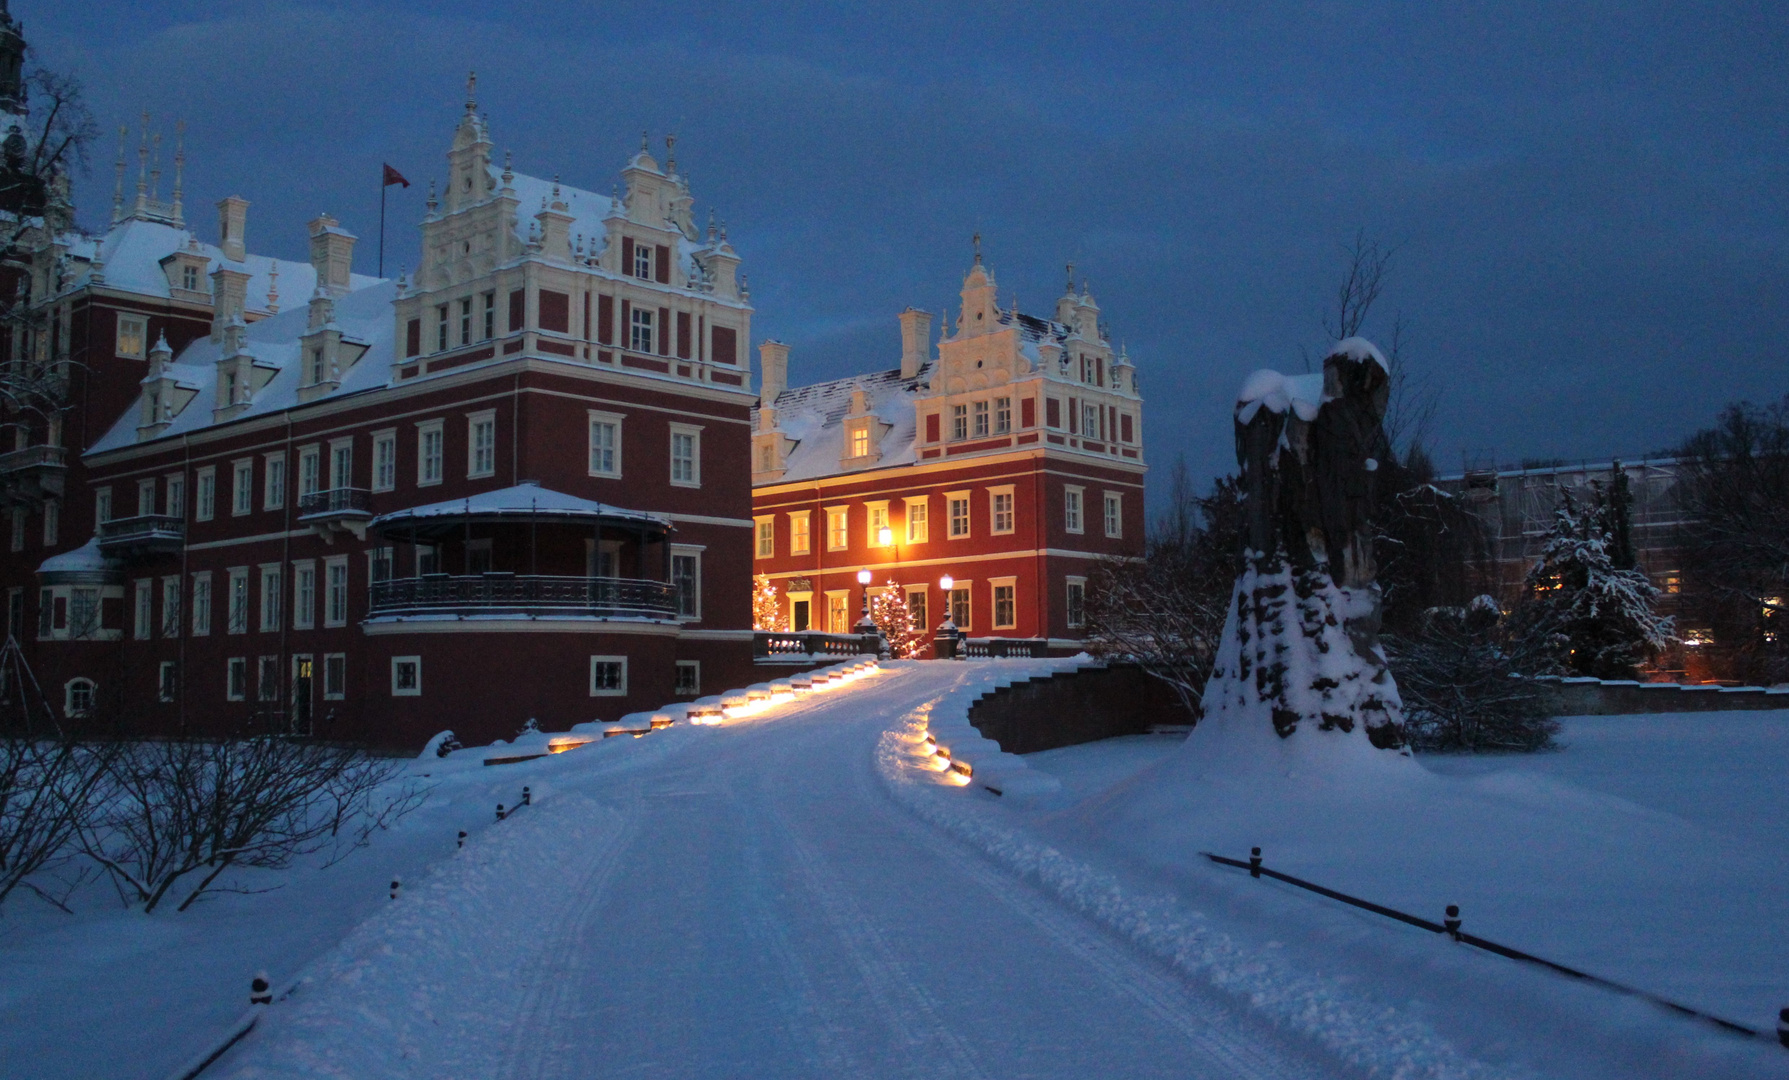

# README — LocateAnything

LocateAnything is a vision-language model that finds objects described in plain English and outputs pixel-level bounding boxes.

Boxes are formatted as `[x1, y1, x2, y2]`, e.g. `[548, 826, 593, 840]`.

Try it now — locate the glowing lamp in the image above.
[877, 526, 893, 547]
[940, 575, 954, 592]
[857, 568, 872, 586]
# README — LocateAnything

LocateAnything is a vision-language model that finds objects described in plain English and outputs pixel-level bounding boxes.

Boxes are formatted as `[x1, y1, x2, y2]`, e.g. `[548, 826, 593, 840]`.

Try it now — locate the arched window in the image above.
[64, 677, 96, 717]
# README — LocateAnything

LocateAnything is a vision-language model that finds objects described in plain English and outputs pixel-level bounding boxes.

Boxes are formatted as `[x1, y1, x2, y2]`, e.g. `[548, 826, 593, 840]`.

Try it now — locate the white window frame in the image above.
[674, 660, 700, 696]
[633, 243, 653, 279]
[416, 420, 444, 487]
[754, 516, 775, 559]
[291, 559, 316, 630]
[161, 576, 181, 638]
[972, 399, 990, 438]
[945, 490, 971, 540]
[158, 660, 178, 703]
[466, 410, 496, 478]
[133, 579, 153, 640]
[258, 564, 282, 632]
[41, 500, 57, 546]
[951, 403, 967, 441]
[263, 452, 286, 510]
[227, 567, 249, 634]
[788, 511, 811, 556]
[391, 656, 422, 696]
[990, 576, 1017, 630]
[670, 545, 703, 621]
[668, 423, 702, 488]
[994, 396, 1012, 435]
[1104, 491, 1123, 538]
[824, 591, 851, 634]
[323, 652, 347, 700]
[164, 473, 185, 519]
[1064, 485, 1084, 535]
[136, 478, 157, 517]
[328, 437, 354, 491]
[324, 556, 350, 627]
[587, 410, 623, 478]
[191, 571, 211, 636]
[825, 505, 849, 552]
[231, 459, 254, 516]
[297, 445, 321, 498]
[866, 501, 891, 547]
[630, 306, 654, 352]
[988, 485, 1016, 536]
[903, 497, 928, 544]
[904, 584, 929, 631]
[116, 312, 148, 359]
[947, 581, 972, 632]
[195, 467, 216, 521]
[371, 429, 397, 492]
[1066, 576, 1087, 629]
[94, 485, 111, 528]
[64, 677, 96, 717]
[589, 655, 628, 696]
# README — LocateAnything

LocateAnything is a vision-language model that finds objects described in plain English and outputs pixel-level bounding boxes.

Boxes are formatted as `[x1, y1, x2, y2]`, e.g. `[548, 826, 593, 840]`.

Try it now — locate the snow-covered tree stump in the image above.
[1203, 338, 1405, 753]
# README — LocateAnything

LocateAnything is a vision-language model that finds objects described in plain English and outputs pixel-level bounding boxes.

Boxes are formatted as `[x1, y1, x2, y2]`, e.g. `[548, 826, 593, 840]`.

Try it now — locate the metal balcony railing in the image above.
[96, 513, 185, 555]
[368, 573, 678, 619]
[297, 487, 372, 519]
[0, 444, 66, 472]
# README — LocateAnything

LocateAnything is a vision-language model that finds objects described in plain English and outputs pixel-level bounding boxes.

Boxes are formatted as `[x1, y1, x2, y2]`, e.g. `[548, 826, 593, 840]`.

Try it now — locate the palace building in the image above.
[0, 75, 762, 748]
[749, 251, 1147, 650]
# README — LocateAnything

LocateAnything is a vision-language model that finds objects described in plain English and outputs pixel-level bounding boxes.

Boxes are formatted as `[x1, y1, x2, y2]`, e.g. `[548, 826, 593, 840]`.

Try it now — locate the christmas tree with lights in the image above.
[871, 581, 925, 659]
[752, 574, 788, 632]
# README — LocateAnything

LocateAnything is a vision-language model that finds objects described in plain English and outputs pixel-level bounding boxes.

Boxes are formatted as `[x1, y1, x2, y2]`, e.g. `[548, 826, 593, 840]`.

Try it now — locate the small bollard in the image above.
[496, 803, 506, 821]
[1777, 1007, 1788, 1049]
[457, 830, 467, 849]
[522, 786, 532, 806]
[390, 878, 401, 900]
[1444, 904, 1462, 941]
[1249, 847, 1262, 878]
[249, 972, 272, 1006]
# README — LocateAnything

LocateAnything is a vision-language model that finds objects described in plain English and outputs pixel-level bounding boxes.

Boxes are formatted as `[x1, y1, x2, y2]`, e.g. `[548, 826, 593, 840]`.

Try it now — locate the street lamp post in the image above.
[936, 574, 962, 660]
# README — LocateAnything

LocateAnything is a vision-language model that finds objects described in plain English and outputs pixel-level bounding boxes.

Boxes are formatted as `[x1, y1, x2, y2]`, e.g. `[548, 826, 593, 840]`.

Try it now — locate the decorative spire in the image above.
[149, 128, 162, 202]
[1065, 262, 1074, 293]
[706, 209, 717, 242]
[465, 70, 477, 112]
[665, 133, 676, 173]
[265, 263, 279, 313]
[972, 232, 981, 265]
[111, 124, 125, 223]
[425, 178, 438, 215]
[640, 130, 649, 152]
[135, 114, 148, 211]
[501, 150, 514, 192]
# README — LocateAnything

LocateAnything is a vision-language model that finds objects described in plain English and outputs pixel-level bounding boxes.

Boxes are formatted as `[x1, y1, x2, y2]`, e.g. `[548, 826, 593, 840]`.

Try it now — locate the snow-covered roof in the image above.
[36, 538, 117, 579]
[88, 280, 399, 454]
[756, 364, 930, 484]
[68, 216, 380, 310]
[370, 482, 668, 535]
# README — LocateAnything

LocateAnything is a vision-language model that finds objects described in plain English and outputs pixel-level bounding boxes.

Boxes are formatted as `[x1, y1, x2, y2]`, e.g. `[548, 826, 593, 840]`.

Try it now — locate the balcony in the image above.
[0, 444, 66, 504]
[96, 513, 185, 558]
[298, 486, 372, 542]
[367, 573, 679, 621]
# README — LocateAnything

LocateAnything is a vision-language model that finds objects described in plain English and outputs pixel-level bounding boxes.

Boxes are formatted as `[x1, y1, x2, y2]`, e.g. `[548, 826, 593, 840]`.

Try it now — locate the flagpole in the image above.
[379, 179, 387, 278]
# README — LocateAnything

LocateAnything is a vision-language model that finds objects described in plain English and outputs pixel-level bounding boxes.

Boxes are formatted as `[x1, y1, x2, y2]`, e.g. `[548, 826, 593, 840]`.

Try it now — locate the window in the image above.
[182, 265, 199, 292]
[973, 399, 990, 438]
[36, 588, 50, 638]
[392, 656, 421, 696]
[94, 486, 111, 526]
[633, 243, 653, 279]
[482, 292, 495, 340]
[323, 653, 346, 700]
[994, 397, 1012, 434]
[789, 512, 811, 556]
[329, 439, 353, 491]
[1104, 492, 1123, 538]
[368, 547, 393, 587]
[259, 566, 282, 632]
[325, 558, 349, 627]
[671, 550, 701, 619]
[826, 507, 849, 551]
[948, 585, 971, 630]
[227, 567, 249, 634]
[947, 492, 970, 539]
[1064, 486, 1084, 534]
[116, 313, 148, 358]
[298, 446, 320, 497]
[435, 304, 448, 352]
[191, 572, 211, 636]
[459, 297, 473, 346]
[790, 595, 811, 631]
[951, 403, 967, 441]
[590, 656, 627, 695]
[292, 562, 316, 629]
[136, 478, 156, 516]
[257, 656, 280, 701]
[669, 424, 701, 487]
[307, 347, 325, 385]
[9, 507, 22, 552]
[1084, 403, 1100, 439]
[196, 467, 215, 521]
[905, 498, 929, 543]
[868, 503, 890, 546]
[165, 474, 185, 519]
[264, 453, 286, 510]
[133, 580, 153, 640]
[41, 500, 57, 546]
[755, 517, 775, 559]
[990, 488, 1015, 535]
[1066, 577, 1087, 629]
[630, 306, 654, 353]
[674, 661, 700, 696]
[905, 585, 928, 630]
[849, 423, 870, 458]
[161, 577, 180, 638]
[6, 588, 22, 640]
[991, 579, 1016, 629]
[67, 588, 97, 639]
[465, 540, 492, 575]
[232, 460, 254, 516]
[64, 678, 95, 717]
[417, 421, 444, 485]
[588, 412, 622, 477]
[372, 431, 396, 492]
[826, 593, 850, 634]
[227, 658, 247, 701]
[467, 412, 496, 477]
[158, 661, 178, 703]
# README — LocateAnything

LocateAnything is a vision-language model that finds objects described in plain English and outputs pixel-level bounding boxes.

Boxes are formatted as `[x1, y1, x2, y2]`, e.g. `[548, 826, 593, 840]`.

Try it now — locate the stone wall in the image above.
[966, 662, 1189, 754]
[1541, 677, 1789, 716]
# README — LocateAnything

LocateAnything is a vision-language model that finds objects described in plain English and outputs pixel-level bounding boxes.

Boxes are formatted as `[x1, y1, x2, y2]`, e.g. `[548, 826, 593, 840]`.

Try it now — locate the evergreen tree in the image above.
[751, 574, 787, 632]
[1514, 488, 1673, 679]
[870, 582, 925, 659]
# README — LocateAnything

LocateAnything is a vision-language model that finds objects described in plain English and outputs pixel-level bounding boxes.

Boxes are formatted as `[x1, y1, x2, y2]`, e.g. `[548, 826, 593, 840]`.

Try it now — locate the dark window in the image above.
[711, 326, 737, 365]
[655, 245, 670, 284]
[598, 295, 614, 344]
[676, 311, 692, 359]
[792, 599, 809, 632]
[1046, 397, 1060, 428]
[538, 290, 570, 333]
[405, 319, 421, 358]
[925, 413, 940, 443]
[507, 289, 525, 333]
[1121, 413, 1133, 443]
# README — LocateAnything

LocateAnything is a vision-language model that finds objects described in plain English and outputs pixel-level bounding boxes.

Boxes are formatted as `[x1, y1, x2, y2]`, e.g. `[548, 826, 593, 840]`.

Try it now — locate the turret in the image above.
[444, 72, 493, 214]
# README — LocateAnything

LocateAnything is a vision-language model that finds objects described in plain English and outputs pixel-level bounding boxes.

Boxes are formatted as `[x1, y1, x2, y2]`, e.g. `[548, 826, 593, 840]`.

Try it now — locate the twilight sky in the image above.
[28, 1, 1789, 506]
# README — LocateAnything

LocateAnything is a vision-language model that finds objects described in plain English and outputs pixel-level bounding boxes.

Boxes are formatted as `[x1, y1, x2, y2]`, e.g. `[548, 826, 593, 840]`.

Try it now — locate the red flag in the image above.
[382, 163, 411, 188]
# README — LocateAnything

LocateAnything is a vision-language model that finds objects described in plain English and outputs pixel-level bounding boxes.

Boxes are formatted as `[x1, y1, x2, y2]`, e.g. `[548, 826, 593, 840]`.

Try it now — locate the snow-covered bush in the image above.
[1386, 596, 1560, 752]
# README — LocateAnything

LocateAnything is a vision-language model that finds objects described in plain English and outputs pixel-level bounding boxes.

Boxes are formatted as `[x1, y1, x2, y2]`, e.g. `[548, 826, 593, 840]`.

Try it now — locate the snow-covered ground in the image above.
[2, 662, 1784, 1078]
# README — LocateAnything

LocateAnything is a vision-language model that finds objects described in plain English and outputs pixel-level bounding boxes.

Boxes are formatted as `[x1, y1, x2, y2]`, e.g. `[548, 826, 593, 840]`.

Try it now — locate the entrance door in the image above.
[791, 598, 810, 632]
[291, 655, 314, 735]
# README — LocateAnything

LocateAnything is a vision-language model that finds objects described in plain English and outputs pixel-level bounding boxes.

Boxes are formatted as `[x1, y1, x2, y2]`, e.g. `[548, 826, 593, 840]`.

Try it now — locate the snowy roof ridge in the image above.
[754, 362, 930, 483]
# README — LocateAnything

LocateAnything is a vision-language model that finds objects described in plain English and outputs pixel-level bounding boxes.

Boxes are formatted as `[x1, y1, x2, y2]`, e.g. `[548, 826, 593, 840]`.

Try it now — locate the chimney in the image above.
[758, 340, 789, 407]
[897, 308, 932, 380]
[216, 195, 248, 262]
[308, 213, 357, 297]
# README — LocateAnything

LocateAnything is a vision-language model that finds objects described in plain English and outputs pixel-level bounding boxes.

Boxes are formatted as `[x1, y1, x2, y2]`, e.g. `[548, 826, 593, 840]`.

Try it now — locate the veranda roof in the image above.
[369, 482, 670, 541]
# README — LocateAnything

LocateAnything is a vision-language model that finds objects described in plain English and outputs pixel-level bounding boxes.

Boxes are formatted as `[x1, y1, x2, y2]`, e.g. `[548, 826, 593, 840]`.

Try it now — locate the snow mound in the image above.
[1235, 369, 1324, 424]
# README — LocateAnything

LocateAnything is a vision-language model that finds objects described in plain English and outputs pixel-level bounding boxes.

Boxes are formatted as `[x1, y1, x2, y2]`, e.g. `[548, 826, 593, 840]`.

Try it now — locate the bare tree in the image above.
[1322, 229, 1396, 342]
[1386, 598, 1561, 752]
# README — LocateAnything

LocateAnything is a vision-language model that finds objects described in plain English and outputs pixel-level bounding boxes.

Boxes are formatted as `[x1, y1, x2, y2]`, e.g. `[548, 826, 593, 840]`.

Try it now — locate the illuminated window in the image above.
[755, 517, 775, 559]
[827, 507, 849, 551]
[789, 512, 811, 556]
[904, 498, 928, 543]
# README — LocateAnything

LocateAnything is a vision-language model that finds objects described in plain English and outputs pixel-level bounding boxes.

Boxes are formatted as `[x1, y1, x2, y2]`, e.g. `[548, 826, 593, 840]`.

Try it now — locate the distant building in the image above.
[0, 77, 763, 747]
[749, 254, 1146, 649]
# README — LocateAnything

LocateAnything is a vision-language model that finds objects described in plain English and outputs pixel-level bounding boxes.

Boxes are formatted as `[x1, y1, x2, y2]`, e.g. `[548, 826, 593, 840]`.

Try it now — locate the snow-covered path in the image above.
[223, 663, 1329, 1079]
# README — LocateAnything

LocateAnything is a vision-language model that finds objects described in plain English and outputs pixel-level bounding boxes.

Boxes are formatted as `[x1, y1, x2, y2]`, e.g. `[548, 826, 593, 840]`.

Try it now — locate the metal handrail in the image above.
[368, 573, 677, 619]
[297, 487, 371, 518]
[97, 513, 185, 542]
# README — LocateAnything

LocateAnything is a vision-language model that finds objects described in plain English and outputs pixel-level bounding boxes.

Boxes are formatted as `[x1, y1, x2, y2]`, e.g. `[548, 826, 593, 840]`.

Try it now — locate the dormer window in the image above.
[630, 307, 654, 353]
[182, 265, 199, 292]
[309, 348, 325, 385]
[849, 425, 869, 458]
[633, 244, 653, 279]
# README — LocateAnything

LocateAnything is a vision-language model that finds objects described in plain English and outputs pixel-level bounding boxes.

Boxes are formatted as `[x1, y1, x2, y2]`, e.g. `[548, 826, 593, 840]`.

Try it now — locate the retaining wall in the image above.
[965, 662, 1189, 754]
[1540, 677, 1789, 716]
